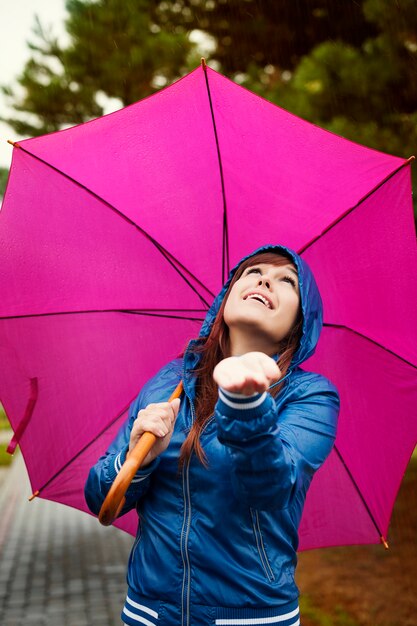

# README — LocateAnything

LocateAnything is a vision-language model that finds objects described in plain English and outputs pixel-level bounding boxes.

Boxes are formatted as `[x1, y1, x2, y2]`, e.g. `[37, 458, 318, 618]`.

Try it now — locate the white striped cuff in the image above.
[114, 451, 151, 484]
[219, 388, 268, 410]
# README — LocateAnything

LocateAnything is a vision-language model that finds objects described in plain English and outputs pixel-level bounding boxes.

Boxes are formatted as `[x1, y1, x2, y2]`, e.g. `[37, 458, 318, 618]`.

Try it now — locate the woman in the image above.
[85, 244, 340, 626]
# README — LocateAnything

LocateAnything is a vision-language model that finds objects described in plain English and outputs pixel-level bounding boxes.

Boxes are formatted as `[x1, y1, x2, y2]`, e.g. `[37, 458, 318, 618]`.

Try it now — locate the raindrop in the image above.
[151, 75, 168, 89]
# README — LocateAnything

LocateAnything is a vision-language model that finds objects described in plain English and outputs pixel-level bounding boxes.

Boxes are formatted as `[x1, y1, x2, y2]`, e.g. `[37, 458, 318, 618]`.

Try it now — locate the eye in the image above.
[282, 275, 297, 288]
[246, 267, 262, 275]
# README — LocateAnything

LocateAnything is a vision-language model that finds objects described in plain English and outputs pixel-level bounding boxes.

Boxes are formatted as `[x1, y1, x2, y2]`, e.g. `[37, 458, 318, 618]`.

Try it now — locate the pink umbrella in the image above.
[1, 62, 416, 550]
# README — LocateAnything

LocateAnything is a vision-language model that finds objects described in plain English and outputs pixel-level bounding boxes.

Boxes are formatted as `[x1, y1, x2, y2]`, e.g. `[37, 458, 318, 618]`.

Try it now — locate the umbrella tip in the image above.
[380, 536, 389, 550]
[406, 155, 415, 164]
[7, 139, 19, 147]
[201, 57, 207, 70]
[28, 490, 40, 502]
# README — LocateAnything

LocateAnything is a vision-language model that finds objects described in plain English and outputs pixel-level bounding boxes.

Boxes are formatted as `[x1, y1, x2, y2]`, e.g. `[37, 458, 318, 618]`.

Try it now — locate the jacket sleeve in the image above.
[84, 361, 180, 518]
[215, 375, 340, 511]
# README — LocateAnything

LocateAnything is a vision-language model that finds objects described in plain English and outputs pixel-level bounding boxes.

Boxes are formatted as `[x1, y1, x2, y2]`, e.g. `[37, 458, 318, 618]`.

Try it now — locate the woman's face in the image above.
[223, 261, 301, 351]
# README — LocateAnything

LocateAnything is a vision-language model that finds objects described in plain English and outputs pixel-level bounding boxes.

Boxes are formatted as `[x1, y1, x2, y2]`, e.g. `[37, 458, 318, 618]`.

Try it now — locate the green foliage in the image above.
[269, 36, 417, 158]
[63, 0, 192, 103]
[155, 0, 371, 74]
[0, 405, 12, 466]
[0, 168, 9, 198]
[1, 0, 194, 136]
[0, 403, 10, 430]
[1, 15, 102, 135]
[0, 0, 376, 137]
[2, 0, 416, 215]
[0, 444, 13, 466]
[239, 0, 417, 216]
[242, 8, 417, 152]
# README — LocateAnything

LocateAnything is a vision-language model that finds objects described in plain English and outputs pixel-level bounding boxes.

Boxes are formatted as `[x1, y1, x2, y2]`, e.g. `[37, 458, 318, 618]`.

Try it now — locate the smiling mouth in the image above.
[244, 293, 273, 309]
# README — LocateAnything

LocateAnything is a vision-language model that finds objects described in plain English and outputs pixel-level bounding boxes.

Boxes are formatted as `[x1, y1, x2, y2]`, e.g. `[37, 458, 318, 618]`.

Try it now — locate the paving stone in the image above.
[0, 454, 132, 626]
[2, 618, 22, 626]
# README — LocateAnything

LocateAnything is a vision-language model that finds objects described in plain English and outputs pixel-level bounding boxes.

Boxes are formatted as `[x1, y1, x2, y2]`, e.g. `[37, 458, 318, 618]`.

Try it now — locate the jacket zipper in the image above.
[201, 415, 214, 434]
[180, 455, 192, 626]
[180, 369, 195, 626]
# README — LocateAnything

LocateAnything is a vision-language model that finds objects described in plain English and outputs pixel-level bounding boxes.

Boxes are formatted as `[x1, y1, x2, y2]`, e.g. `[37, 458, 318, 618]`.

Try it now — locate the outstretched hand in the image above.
[213, 352, 281, 396]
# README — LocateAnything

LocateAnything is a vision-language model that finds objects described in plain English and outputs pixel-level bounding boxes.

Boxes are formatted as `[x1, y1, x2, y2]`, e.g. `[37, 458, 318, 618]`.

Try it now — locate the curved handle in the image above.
[98, 381, 183, 526]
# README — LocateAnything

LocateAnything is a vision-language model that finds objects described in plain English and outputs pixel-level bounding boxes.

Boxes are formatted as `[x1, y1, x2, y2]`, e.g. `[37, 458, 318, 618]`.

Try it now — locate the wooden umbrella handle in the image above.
[98, 381, 183, 526]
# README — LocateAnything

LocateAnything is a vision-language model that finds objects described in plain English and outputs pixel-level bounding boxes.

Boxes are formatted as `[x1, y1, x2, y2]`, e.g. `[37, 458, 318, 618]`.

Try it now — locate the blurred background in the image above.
[0, 2, 416, 625]
[1, 0, 417, 218]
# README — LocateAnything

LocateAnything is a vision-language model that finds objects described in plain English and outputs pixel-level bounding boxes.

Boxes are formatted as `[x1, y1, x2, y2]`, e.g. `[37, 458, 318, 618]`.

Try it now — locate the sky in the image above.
[0, 0, 67, 168]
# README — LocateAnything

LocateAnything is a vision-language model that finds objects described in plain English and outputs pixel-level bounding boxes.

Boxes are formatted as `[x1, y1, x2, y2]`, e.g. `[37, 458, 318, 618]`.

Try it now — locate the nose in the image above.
[258, 276, 271, 290]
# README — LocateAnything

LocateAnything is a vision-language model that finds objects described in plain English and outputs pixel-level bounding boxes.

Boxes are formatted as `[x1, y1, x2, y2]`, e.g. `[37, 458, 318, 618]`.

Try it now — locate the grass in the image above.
[0, 403, 11, 430]
[0, 403, 13, 466]
[0, 443, 13, 467]
[300, 595, 360, 626]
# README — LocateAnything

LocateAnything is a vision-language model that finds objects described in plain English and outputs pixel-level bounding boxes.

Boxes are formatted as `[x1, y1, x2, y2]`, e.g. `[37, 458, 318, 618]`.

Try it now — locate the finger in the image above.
[226, 378, 265, 395]
[263, 361, 281, 382]
[218, 373, 248, 391]
[151, 422, 170, 438]
[133, 414, 168, 438]
[241, 375, 269, 395]
[232, 381, 255, 395]
[169, 397, 181, 419]
[139, 403, 176, 424]
[239, 382, 266, 395]
[260, 358, 281, 382]
[248, 353, 281, 380]
[145, 401, 177, 414]
[214, 363, 247, 386]
[250, 370, 270, 387]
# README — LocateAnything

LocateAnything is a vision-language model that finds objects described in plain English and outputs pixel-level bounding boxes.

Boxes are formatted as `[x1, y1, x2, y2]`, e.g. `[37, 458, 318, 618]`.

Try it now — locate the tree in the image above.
[2, 0, 374, 137]
[2, 0, 193, 136]
[2, 0, 416, 215]
[0, 168, 8, 200]
[155, 0, 373, 74]
[239, 0, 417, 214]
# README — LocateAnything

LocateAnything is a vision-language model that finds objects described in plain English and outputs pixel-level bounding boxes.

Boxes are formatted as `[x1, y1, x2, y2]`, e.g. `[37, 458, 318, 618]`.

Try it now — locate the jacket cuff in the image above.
[106, 445, 160, 484]
[217, 387, 273, 420]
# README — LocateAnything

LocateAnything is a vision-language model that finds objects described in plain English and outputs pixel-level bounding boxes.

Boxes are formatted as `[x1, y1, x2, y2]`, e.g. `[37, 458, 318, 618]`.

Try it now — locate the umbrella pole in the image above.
[98, 381, 183, 526]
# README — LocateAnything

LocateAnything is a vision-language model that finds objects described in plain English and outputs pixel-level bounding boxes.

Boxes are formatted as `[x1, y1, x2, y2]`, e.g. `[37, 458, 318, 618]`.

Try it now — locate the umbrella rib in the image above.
[333, 445, 385, 543]
[28, 397, 137, 499]
[11, 143, 215, 307]
[323, 322, 417, 370]
[202, 62, 230, 284]
[0, 308, 207, 323]
[28, 372, 183, 499]
[298, 158, 414, 255]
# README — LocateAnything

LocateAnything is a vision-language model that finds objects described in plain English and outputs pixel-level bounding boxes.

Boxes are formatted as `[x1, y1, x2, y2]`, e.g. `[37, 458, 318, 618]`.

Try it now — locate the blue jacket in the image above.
[85, 245, 340, 626]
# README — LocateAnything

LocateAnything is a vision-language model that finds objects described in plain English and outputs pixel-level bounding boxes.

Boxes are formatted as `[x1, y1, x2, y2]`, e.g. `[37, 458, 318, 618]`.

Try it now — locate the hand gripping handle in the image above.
[98, 381, 183, 526]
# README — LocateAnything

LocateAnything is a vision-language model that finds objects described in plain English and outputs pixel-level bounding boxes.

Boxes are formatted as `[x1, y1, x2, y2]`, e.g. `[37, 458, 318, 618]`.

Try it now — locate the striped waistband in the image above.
[215, 599, 300, 625]
[121, 590, 299, 626]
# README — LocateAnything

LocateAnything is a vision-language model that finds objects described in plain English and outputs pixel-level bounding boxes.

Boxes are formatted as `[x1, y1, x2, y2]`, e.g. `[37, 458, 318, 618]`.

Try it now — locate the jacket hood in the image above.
[199, 244, 323, 372]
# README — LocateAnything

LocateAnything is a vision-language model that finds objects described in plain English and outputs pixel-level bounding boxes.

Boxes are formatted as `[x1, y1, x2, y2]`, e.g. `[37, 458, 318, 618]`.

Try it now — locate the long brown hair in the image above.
[179, 252, 304, 467]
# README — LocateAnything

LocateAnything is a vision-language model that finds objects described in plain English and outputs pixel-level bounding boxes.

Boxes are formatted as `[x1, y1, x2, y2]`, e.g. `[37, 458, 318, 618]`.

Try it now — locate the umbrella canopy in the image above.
[1, 63, 416, 550]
